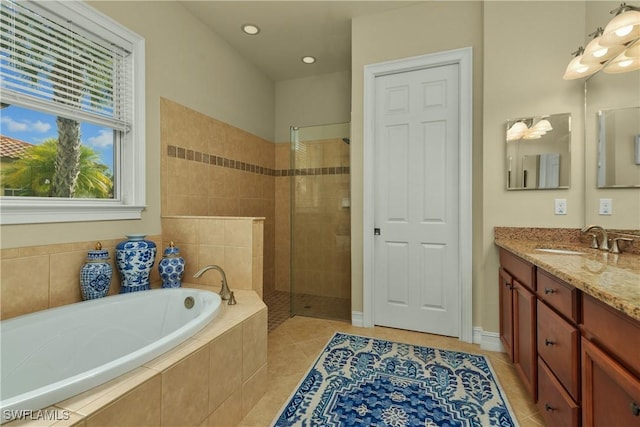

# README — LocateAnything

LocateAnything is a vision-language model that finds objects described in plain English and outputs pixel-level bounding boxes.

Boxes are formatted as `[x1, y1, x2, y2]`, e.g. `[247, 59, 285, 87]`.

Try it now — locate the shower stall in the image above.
[289, 122, 351, 321]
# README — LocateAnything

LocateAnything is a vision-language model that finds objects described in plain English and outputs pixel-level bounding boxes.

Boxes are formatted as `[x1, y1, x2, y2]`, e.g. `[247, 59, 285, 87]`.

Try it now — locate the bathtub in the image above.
[0, 288, 221, 424]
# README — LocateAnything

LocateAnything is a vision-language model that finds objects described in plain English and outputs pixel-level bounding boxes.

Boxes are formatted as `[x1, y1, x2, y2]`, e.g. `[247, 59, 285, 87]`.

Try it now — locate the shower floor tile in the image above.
[264, 290, 350, 332]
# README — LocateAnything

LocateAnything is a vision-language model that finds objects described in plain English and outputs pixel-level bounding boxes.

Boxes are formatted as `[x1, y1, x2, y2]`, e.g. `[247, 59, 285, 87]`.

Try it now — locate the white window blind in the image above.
[0, 0, 132, 132]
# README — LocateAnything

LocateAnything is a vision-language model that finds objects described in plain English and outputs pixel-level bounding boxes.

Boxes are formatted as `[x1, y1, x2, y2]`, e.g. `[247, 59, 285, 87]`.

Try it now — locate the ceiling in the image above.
[181, 1, 418, 82]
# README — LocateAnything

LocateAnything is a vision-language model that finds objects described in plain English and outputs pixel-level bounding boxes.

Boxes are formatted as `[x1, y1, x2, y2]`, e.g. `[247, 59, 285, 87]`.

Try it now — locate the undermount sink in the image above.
[535, 248, 586, 255]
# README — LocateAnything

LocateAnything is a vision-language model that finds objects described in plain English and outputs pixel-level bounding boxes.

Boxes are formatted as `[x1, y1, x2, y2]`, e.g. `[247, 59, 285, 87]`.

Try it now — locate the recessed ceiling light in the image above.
[301, 56, 316, 64]
[241, 24, 260, 35]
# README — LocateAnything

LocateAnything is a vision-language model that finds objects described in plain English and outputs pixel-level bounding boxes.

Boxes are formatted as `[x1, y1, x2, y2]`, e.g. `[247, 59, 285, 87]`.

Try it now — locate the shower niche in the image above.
[289, 122, 351, 321]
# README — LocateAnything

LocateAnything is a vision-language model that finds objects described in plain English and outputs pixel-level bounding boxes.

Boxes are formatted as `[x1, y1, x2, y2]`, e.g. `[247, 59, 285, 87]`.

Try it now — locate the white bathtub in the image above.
[0, 288, 221, 424]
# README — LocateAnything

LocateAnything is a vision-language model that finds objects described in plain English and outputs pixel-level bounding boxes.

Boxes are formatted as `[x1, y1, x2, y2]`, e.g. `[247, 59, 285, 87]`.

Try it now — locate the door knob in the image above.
[374, 228, 381, 236]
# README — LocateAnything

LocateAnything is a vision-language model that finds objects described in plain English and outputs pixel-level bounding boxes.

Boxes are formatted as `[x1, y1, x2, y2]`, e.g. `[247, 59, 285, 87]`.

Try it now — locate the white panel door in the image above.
[373, 63, 460, 336]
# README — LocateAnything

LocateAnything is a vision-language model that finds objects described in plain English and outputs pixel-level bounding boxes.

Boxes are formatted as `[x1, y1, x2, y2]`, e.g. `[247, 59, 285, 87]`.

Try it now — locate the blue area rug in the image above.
[272, 332, 519, 427]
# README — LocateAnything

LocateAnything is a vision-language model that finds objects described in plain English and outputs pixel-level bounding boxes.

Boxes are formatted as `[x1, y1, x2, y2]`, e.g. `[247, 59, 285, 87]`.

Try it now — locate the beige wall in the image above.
[350, 1, 485, 321]
[481, 1, 586, 332]
[350, 1, 592, 334]
[0, 1, 275, 249]
[274, 71, 351, 143]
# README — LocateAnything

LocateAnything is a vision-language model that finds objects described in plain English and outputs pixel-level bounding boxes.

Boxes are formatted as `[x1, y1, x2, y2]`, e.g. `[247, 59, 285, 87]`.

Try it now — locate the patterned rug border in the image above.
[271, 331, 521, 427]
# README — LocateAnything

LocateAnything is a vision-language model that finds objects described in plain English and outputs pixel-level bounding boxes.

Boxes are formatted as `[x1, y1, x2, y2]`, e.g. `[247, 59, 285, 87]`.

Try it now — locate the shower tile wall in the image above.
[274, 138, 351, 301]
[160, 98, 276, 294]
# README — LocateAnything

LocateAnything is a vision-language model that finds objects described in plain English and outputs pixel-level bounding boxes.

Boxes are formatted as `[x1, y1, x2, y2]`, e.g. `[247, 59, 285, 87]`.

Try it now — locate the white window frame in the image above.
[0, 0, 146, 225]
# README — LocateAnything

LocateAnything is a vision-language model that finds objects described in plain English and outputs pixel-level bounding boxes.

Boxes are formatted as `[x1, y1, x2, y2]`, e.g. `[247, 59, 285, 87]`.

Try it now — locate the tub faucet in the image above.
[193, 265, 232, 301]
[581, 225, 609, 251]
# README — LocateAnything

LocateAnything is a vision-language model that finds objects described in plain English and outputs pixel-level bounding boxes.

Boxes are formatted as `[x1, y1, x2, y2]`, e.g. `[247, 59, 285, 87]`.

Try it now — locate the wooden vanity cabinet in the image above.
[498, 246, 640, 427]
[581, 294, 640, 427]
[499, 250, 537, 400]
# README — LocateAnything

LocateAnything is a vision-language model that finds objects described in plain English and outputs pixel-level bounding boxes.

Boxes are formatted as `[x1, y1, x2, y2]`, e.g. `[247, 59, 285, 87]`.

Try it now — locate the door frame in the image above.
[363, 47, 473, 342]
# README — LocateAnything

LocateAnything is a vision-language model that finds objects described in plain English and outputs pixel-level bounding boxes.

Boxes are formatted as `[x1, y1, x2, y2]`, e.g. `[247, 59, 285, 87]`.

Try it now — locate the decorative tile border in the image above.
[167, 144, 349, 176]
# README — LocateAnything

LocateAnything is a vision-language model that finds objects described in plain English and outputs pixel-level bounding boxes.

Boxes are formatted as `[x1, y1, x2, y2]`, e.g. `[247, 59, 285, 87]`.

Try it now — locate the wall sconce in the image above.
[564, 2, 640, 80]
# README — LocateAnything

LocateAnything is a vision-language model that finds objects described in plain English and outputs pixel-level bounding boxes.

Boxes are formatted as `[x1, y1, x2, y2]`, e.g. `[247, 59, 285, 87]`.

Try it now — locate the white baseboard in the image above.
[473, 326, 505, 353]
[349, 317, 504, 353]
[351, 311, 364, 327]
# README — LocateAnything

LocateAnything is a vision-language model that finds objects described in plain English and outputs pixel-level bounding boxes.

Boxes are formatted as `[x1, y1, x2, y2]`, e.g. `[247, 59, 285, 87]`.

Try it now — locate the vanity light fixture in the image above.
[605, 43, 640, 73]
[563, 47, 603, 80]
[301, 56, 316, 64]
[601, 4, 640, 46]
[241, 24, 260, 35]
[563, 2, 640, 79]
[582, 28, 625, 64]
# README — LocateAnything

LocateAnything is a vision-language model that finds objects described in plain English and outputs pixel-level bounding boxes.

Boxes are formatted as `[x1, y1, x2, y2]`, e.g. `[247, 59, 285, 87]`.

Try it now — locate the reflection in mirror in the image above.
[597, 106, 640, 188]
[505, 113, 571, 190]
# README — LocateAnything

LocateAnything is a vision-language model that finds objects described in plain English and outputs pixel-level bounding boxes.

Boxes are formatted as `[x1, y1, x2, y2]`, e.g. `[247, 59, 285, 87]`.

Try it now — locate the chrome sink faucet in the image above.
[193, 265, 233, 301]
[581, 225, 609, 251]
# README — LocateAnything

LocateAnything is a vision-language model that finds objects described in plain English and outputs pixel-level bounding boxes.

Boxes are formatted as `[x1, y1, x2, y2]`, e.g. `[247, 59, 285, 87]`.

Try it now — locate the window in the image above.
[0, 0, 145, 224]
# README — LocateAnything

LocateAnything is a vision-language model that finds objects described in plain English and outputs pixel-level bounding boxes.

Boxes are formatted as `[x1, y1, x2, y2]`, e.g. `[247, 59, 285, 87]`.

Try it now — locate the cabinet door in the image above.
[514, 280, 537, 401]
[582, 337, 640, 427]
[499, 267, 514, 362]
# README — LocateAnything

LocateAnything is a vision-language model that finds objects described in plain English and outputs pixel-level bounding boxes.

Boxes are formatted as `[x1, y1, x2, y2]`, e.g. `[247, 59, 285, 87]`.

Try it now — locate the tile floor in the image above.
[264, 291, 350, 332]
[238, 316, 545, 426]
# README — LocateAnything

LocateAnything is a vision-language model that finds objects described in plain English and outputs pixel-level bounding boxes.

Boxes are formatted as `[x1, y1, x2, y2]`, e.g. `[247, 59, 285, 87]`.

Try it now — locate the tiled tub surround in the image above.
[161, 98, 276, 294]
[494, 227, 640, 320]
[0, 235, 162, 320]
[161, 216, 264, 299]
[0, 216, 263, 321]
[160, 98, 352, 304]
[3, 289, 267, 427]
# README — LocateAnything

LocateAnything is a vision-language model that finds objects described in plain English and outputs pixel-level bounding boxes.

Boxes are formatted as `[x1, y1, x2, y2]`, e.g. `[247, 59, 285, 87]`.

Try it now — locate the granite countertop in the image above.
[494, 227, 640, 322]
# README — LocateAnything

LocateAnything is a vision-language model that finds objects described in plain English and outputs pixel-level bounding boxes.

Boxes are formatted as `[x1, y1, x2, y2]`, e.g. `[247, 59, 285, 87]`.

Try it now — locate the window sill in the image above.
[0, 200, 145, 224]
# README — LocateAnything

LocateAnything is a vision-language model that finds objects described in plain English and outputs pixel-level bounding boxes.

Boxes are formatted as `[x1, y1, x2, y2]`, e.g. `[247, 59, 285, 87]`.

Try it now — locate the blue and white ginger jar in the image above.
[116, 234, 157, 293]
[80, 242, 112, 300]
[158, 241, 185, 288]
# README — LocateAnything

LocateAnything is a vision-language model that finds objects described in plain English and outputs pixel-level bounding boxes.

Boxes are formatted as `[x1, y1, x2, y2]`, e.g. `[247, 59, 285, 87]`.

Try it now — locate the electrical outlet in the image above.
[554, 199, 567, 215]
[599, 198, 613, 215]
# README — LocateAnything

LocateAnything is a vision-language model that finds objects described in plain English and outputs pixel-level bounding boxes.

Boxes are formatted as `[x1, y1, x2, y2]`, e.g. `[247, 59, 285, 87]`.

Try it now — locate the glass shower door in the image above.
[289, 123, 351, 321]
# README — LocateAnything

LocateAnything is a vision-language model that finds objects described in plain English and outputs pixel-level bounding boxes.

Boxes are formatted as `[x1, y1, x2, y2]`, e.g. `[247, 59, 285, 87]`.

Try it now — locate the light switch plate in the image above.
[554, 199, 567, 215]
[599, 198, 613, 215]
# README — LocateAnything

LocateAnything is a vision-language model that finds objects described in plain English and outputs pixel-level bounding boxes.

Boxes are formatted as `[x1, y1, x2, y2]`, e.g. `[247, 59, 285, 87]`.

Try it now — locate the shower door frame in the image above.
[289, 123, 351, 321]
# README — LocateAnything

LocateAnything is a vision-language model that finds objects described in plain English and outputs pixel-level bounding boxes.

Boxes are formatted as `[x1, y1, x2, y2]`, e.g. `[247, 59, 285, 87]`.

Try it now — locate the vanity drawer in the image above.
[537, 269, 579, 323]
[500, 249, 535, 290]
[582, 294, 640, 377]
[538, 357, 580, 427]
[538, 300, 580, 401]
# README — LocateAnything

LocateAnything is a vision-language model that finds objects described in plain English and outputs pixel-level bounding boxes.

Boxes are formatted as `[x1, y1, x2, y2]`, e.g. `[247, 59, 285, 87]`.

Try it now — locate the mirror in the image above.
[584, 0, 640, 230]
[597, 106, 640, 188]
[505, 113, 571, 190]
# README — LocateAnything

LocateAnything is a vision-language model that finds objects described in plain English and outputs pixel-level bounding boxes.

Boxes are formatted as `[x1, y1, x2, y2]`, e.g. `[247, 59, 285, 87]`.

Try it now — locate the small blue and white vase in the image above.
[116, 234, 157, 293]
[158, 241, 185, 288]
[80, 242, 112, 300]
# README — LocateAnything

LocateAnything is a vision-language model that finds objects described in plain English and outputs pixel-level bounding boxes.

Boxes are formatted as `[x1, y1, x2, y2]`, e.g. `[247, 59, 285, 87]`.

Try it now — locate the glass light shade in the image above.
[523, 129, 543, 140]
[604, 47, 640, 73]
[506, 122, 528, 141]
[581, 36, 625, 64]
[563, 55, 602, 80]
[600, 10, 640, 46]
[532, 119, 553, 132]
